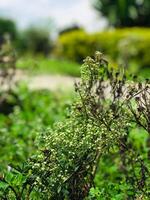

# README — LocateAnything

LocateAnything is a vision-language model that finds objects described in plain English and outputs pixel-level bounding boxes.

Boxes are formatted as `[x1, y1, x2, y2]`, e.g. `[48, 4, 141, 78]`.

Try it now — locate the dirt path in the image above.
[14, 70, 80, 90]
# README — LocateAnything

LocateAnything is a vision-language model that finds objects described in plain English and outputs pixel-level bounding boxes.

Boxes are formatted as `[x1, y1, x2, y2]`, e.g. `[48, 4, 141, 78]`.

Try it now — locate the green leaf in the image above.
[0, 181, 9, 190]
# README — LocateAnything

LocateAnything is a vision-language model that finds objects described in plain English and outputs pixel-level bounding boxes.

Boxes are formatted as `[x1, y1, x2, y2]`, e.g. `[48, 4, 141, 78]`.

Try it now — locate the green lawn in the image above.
[16, 55, 80, 77]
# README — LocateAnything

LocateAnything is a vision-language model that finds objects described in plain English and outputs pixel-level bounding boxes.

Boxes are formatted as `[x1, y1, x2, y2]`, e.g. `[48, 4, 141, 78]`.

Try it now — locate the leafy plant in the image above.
[0, 52, 149, 199]
[28, 52, 150, 199]
[93, 0, 150, 27]
[0, 88, 72, 199]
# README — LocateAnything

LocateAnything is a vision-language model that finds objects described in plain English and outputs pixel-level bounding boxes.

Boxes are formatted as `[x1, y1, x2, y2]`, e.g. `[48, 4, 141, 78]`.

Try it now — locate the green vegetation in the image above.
[16, 55, 80, 76]
[0, 16, 149, 78]
[90, 128, 149, 199]
[0, 85, 73, 172]
[0, 52, 149, 199]
[0, 1, 150, 198]
[17, 27, 52, 55]
[29, 52, 149, 199]
[0, 17, 53, 55]
[94, 0, 150, 27]
[56, 28, 150, 77]
[0, 18, 18, 41]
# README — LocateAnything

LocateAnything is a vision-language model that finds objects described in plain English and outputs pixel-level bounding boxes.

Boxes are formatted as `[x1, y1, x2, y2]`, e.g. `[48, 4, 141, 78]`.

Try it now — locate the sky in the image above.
[0, 0, 107, 32]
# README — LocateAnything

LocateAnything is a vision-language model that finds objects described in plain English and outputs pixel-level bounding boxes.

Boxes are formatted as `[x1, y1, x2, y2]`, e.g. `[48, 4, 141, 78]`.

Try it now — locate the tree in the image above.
[93, 0, 150, 27]
[19, 27, 52, 55]
[0, 18, 18, 41]
[59, 24, 82, 35]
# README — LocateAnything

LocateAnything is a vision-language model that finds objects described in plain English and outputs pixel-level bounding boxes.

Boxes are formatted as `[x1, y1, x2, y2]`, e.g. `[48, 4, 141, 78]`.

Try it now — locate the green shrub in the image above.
[55, 30, 98, 63]
[0, 18, 18, 41]
[55, 28, 150, 76]
[17, 27, 52, 55]
[30, 53, 150, 199]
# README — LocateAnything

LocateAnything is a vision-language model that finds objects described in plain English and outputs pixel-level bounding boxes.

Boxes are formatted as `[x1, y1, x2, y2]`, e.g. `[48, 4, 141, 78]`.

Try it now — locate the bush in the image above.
[0, 18, 18, 41]
[55, 28, 150, 75]
[29, 52, 149, 199]
[55, 30, 98, 63]
[17, 27, 52, 55]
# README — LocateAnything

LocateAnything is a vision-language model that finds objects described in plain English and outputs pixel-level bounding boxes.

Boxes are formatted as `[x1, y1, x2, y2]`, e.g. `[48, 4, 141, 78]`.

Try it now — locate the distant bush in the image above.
[55, 28, 150, 74]
[0, 18, 18, 41]
[59, 25, 82, 36]
[55, 30, 98, 63]
[17, 27, 52, 55]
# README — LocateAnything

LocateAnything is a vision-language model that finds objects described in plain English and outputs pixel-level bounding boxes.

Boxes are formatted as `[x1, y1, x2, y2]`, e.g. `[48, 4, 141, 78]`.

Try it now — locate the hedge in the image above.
[55, 28, 150, 74]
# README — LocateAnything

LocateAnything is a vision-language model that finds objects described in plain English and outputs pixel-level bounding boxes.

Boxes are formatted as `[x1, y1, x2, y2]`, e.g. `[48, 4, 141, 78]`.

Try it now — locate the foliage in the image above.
[88, 128, 150, 200]
[0, 51, 149, 199]
[55, 30, 97, 63]
[93, 0, 150, 27]
[19, 52, 149, 199]
[0, 85, 72, 172]
[0, 85, 72, 199]
[55, 28, 150, 77]
[0, 18, 18, 41]
[17, 27, 52, 55]
[0, 17, 53, 55]
[59, 25, 82, 36]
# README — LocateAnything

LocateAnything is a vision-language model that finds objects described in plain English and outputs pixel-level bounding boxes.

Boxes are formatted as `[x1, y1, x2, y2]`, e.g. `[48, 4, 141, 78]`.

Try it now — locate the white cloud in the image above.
[0, 0, 107, 32]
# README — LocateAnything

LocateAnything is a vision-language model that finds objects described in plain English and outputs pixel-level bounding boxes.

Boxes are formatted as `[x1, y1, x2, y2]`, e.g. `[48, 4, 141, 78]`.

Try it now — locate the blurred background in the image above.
[0, 0, 149, 78]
